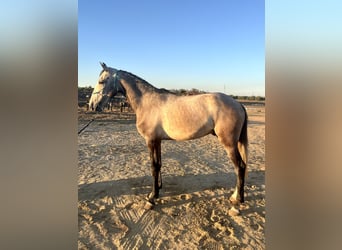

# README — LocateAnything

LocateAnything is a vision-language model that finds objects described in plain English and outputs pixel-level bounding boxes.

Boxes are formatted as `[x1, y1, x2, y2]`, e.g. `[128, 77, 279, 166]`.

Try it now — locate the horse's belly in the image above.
[162, 118, 214, 141]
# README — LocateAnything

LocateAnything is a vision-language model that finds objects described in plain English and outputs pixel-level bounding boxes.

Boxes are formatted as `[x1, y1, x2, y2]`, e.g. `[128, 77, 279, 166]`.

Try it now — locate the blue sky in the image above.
[79, 0, 264, 96]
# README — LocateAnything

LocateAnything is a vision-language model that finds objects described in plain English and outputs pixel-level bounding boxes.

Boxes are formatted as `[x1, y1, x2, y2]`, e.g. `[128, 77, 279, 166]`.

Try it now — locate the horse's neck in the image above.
[121, 79, 151, 112]
[119, 73, 160, 112]
[118, 79, 142, 112]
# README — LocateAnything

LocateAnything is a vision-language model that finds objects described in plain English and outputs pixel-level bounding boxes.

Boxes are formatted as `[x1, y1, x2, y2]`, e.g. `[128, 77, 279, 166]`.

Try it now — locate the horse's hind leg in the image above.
[219, 137, 246, 204]
[147, 139, 162, 204]
[228, 146, 246, 204]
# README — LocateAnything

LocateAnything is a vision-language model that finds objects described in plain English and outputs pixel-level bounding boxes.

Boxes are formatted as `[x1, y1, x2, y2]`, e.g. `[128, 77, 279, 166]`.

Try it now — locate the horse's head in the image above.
[88, 62, 125, 112]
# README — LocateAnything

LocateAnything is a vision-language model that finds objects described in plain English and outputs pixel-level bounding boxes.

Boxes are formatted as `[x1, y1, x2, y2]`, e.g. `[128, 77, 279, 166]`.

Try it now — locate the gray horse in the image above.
[89, 62, 248, 207]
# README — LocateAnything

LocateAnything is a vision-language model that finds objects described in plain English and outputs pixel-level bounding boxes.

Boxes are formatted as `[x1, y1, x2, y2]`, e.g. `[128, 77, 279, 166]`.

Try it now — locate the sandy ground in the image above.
[78, 105, 265, 249]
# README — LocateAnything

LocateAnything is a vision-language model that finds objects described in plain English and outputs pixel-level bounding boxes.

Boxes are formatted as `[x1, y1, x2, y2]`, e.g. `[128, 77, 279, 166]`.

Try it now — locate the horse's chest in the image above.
[136, 117, 166, 140]
[136, 122, 149, 137]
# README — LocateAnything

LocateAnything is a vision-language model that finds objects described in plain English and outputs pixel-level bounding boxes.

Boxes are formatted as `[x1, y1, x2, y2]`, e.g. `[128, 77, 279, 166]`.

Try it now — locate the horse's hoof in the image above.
[228, 206, 240, 216]
[144, 200, 154, 210]
[147, 192, 158, 201]
[229, 197, 240, 206]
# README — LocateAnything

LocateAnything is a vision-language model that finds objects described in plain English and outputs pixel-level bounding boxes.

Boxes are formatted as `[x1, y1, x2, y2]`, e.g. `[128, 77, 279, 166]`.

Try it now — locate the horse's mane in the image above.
[119, 70, 173, 94]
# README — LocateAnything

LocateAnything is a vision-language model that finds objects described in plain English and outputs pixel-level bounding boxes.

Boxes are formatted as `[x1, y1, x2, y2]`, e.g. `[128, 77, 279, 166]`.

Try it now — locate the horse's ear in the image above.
[99, 62, 107, 70]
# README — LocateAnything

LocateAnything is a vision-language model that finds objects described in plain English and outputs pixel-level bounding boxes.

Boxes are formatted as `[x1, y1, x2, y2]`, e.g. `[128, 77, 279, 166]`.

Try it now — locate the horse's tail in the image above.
[238, 105, 248, 178]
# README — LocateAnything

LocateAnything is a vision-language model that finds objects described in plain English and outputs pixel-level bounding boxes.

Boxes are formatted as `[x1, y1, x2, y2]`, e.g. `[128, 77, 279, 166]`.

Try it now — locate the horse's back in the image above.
[170, 92, 243, 120]
[155, 93, 244, 141]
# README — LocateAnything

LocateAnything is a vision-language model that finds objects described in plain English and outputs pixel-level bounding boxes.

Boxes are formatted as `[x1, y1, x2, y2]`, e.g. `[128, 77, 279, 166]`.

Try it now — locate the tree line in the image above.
[78, 86, 265, 101]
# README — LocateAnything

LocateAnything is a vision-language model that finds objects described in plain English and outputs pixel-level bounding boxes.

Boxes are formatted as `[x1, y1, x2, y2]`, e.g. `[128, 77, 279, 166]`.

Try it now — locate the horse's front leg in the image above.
[147, 139, 162, 204]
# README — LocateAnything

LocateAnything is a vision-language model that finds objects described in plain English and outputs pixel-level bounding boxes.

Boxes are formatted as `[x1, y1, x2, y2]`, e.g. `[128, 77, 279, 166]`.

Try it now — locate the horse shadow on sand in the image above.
[78, 170, 265, 207]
